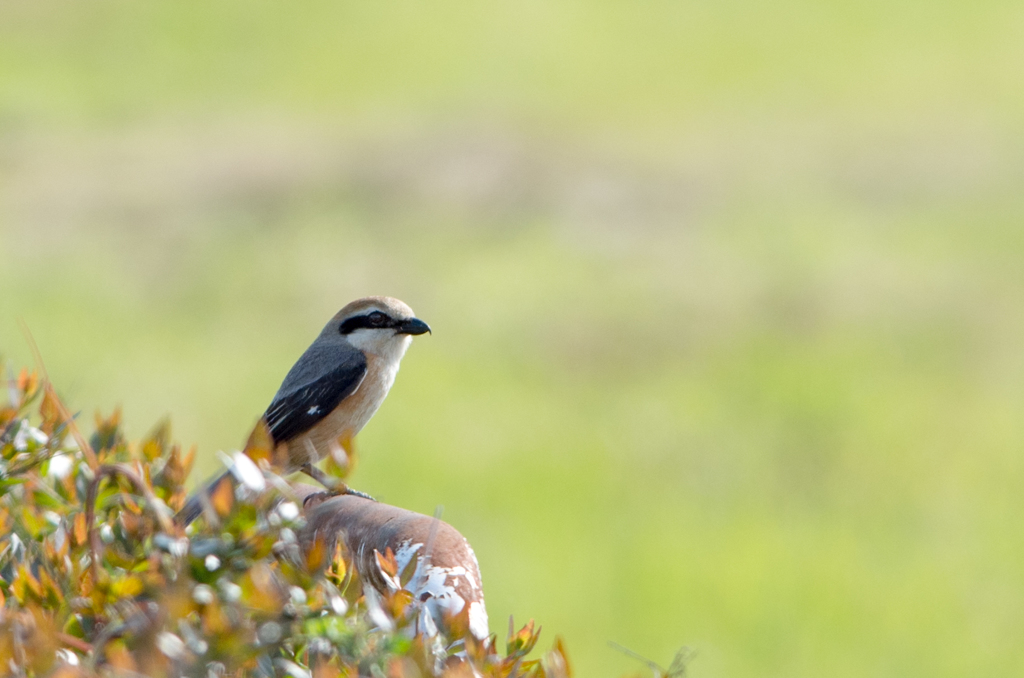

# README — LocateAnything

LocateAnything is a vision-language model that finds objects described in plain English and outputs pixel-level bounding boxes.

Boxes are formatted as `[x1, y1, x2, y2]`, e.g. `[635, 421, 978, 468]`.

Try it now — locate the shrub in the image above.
[0, 364, 570, 678]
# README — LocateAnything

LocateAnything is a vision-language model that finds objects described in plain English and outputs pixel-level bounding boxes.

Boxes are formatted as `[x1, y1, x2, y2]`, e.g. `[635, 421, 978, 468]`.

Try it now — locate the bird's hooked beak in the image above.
[395, 317, 431, 336]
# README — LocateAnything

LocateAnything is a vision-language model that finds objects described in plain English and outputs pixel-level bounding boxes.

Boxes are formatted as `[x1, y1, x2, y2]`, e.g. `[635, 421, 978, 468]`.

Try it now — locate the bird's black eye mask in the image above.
[339, 311, 394, 334]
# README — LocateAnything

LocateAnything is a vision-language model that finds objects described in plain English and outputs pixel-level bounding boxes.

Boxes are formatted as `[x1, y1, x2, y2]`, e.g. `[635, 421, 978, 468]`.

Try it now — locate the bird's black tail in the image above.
[175, 470, 235, 527]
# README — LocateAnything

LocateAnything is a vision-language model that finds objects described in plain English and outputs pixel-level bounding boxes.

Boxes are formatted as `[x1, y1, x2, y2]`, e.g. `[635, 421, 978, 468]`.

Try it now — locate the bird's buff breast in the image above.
[285, 354, 399, 468]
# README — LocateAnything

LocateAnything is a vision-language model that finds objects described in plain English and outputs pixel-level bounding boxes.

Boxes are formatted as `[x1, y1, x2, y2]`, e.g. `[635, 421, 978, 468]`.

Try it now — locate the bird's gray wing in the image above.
[263, 342, 368, 444]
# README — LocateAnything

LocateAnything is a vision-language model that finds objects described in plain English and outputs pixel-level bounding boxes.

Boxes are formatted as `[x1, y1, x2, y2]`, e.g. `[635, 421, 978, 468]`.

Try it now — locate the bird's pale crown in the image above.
[336, 296, 416, 322]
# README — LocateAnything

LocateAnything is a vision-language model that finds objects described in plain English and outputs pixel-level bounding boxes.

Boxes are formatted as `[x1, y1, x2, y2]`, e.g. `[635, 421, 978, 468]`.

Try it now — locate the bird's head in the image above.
[327, 296, 430, 360]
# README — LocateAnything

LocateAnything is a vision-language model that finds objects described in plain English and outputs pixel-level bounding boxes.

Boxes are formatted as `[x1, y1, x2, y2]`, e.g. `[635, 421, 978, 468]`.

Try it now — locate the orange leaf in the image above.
[39, 387, 62, 435]
[17, 368, 39, 396]
[0, 406, 16, 429]
[327, 541, 347, 585]
[17, 564, 43, 600]
[73, 513, 87, 547]
[121, 491, 142, 515]
[181, 445, 196, 476]
[507, 618, 541, 657]
[306, 536, 328, 573]
[11, 574, 27, 604]
[549, 637, 573, 678]
[92, 408, 122, 455]
[243, 563, 283, 613]
[375, 547, 398, 579]
[49, 666, 85, 678]
[313, 659, 342, 678]
[111, 575, 144, 598]
[79, 569, 94, 597]
[243, 419, 275, 466]
[324, 435, 353, 479]
[200, 602, 230, 635]
[38, 568, 64, 607]
[210, 474, 234, 517]
[105, 640, 136, 672]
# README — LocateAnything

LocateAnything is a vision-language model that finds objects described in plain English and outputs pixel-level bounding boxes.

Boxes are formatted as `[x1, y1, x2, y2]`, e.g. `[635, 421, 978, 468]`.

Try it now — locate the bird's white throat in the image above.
[344, 328, 413, 364]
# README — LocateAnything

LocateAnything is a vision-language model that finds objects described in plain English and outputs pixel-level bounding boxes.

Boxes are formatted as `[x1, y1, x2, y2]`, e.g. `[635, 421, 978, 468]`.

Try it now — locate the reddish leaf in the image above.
[210, 474, 234, 517]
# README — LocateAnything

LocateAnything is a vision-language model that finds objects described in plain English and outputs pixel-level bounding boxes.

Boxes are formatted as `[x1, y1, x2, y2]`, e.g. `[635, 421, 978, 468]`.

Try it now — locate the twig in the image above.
[608, 642, 692, 678]
[57, 632, 93, 654]
[17, 320, 99, 470]
[85, 606, 154, 671]
[11, 615, 27, 678]
[608, 641, 666, 676]
[16, 319, 48, 385]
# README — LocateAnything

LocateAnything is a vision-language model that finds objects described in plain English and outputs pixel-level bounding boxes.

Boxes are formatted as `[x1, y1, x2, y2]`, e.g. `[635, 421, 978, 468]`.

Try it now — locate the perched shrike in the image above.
[176, 296, 430, 525]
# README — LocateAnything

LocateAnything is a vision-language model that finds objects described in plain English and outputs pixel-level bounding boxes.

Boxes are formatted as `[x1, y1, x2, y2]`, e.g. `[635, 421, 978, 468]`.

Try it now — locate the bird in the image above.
[176, 296, 430, 525]
[296, 485, 491, 644]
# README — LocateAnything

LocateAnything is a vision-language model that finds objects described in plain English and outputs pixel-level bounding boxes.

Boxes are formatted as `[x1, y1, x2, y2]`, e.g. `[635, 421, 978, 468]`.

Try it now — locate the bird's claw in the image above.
[300, 485, 376, 509]
[302, 491, 332, 510]
[341, 486, 376, 502]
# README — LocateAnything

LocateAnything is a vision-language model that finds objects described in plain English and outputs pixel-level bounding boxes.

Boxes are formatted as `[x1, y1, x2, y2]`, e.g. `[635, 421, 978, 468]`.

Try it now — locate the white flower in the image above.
[277, 501, 299, 522]
[363, 586, 395, 632]
[274, 659, 310, 678]
[156, 632, 185, 659]
[99, 524, 114, 544]
[218, 579, 242, 602]
[47, 454, 74, 479]
[192, 584, 215, 605]
[168, 537, 189, 557]
[55, 649, 79, 666]
[217, 450, 266, 491]
[13, 420, 48, 451]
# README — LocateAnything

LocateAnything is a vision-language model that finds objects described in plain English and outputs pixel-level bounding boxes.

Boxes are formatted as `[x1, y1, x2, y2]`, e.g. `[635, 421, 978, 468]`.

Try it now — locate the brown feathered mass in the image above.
[298, 487, 490, 642]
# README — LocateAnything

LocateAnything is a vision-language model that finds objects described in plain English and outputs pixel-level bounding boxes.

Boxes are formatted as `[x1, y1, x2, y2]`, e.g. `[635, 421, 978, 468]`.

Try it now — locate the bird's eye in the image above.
[368, 312, 387, 326]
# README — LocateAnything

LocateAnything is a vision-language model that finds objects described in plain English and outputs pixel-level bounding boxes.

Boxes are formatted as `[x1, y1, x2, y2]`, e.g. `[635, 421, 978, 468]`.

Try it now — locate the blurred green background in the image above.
[3, 1, 1024, 676]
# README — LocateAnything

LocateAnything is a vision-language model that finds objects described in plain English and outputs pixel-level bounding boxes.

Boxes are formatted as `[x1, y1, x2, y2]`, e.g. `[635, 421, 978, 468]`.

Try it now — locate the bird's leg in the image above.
[299, 463, 376, 502]
[300, 462, 340, 491]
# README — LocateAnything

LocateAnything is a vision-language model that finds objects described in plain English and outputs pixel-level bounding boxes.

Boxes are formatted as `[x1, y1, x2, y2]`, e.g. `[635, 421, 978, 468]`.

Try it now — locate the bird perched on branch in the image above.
[177, 296, 430, 525]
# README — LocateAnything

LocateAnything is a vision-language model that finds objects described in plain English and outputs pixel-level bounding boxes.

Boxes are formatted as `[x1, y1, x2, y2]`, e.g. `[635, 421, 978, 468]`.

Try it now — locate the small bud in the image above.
[277, 502, 299, 522]
[257, 621, 282, 644]
[192, 584, 215, 605]
[218, 579, 242, 602]
[99, 524, 114, 544]
[156, 632, 186, 659]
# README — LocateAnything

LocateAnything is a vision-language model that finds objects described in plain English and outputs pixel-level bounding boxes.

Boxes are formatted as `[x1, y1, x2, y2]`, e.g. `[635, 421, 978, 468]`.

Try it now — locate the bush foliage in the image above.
[0, 363, 570, 678]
